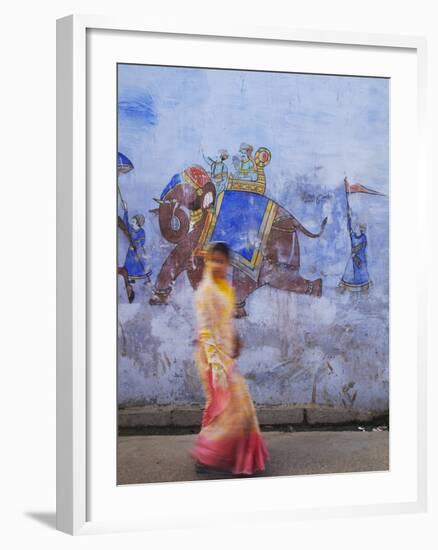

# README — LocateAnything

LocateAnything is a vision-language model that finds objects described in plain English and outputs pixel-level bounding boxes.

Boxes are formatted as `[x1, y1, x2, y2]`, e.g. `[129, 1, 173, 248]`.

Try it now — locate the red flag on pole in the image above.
[344, 177, 386, 196]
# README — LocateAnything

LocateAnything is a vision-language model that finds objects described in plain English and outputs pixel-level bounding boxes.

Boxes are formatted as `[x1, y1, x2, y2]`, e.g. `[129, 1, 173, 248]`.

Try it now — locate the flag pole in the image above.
[118, 183, 125, 206]
[339, 177, 353, 289]
[117, 168, 126, 207]
[344, 177, 352, 234]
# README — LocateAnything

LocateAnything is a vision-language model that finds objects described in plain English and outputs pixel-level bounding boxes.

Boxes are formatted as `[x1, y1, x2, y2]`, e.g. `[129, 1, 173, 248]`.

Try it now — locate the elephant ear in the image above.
[187, 180, 216, 211]
[200, 181, 216, 209]
[158, 202, 190, 244]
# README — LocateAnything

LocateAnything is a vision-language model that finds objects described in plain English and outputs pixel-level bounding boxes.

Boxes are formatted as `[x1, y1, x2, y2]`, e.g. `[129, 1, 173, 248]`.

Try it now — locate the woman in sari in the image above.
[192, 241, 269, 476]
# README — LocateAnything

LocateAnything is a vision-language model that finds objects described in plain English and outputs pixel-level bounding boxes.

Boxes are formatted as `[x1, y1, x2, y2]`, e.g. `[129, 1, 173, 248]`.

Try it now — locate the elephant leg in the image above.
[264, 225, 300, 269]
[186, 255, 205, 290]
[149, 241, 192, 305]
[232, 268, 258, 318]
[259, 261, 322, 297]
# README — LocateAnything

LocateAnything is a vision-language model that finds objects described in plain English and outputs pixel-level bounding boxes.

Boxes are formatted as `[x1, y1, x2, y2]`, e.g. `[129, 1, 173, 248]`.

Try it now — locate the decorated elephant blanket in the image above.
[200, 190, 278, 281]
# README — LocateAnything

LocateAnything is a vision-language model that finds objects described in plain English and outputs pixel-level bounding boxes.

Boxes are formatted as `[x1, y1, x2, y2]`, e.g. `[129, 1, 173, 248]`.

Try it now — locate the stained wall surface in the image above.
[117, 64, 389, 413]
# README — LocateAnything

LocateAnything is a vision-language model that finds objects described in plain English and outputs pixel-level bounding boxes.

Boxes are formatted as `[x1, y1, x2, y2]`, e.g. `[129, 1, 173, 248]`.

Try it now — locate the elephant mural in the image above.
[149, 160, 327, 318]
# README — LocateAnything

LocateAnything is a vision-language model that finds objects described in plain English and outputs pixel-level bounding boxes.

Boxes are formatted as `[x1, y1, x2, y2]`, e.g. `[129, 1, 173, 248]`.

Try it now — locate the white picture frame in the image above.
[56, 14, 428, 535]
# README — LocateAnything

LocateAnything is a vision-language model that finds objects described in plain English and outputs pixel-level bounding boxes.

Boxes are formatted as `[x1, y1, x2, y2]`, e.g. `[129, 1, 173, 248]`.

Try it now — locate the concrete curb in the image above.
[118, 404, 387, 429]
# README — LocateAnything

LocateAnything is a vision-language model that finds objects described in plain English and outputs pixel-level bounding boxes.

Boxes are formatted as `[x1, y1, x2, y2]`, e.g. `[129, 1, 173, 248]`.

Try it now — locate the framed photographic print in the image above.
[57, 15, 428, 535]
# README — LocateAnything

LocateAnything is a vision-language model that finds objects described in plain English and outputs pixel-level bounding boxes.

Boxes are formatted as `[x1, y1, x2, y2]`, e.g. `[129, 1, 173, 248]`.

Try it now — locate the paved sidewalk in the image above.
[117, 430, 389, 485]
[118, 404, 387, 430]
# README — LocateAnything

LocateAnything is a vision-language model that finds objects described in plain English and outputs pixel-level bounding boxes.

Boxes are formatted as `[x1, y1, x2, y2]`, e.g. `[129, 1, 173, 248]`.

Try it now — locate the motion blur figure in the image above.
[192, 242, 269, 476]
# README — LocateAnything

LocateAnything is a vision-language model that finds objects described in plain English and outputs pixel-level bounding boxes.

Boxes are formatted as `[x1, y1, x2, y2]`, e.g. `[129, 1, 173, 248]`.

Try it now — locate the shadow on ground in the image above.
[25, 512, 57, 530]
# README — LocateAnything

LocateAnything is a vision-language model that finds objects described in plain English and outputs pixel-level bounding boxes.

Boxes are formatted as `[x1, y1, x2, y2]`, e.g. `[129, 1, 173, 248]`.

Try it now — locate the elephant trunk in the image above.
[158, 201, 190, 244]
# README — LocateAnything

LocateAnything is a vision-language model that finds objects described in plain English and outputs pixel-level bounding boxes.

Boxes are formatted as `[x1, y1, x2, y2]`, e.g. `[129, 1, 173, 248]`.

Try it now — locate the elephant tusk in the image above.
[172, 201, 180, 216]
[153, 197, 177, 205]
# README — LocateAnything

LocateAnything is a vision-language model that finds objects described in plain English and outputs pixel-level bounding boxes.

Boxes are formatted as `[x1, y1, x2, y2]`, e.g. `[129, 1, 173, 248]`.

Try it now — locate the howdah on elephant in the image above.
[150, 164, 327, 318]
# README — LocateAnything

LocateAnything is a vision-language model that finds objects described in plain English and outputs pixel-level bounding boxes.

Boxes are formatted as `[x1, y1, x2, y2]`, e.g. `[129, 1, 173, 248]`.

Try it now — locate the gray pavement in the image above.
[117, 430, 389, 485]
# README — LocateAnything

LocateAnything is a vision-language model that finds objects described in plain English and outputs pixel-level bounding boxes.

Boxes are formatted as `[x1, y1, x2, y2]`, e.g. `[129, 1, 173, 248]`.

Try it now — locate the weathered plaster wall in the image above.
[118, 232, 388, 413]
[117, 65, 389, 413]
[117, 179, 389, 413]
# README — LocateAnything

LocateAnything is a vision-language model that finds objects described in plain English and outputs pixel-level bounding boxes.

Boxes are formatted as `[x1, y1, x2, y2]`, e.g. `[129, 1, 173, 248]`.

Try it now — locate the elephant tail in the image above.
[295, 216, 328, 238]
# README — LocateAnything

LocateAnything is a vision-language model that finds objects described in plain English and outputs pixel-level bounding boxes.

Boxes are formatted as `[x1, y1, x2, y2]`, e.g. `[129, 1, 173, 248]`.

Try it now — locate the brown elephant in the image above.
[149, 165, 327, 317]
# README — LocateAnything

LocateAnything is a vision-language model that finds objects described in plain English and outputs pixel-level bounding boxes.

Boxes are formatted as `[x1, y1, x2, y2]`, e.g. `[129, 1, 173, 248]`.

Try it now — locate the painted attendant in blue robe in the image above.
[122, 202, 151, 283]
[340, 206, 370, 291]
[202, 149, 229, 195]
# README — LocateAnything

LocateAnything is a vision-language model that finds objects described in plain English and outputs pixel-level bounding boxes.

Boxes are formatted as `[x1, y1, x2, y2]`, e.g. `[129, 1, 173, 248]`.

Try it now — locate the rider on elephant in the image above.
[232, 143, 257, 181]
[149, 164, 326, 317]
[203, 149, 229, 196]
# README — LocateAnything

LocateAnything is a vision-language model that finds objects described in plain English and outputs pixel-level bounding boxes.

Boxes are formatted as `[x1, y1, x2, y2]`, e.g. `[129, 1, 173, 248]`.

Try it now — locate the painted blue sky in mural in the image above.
[117, 64, 389, 291]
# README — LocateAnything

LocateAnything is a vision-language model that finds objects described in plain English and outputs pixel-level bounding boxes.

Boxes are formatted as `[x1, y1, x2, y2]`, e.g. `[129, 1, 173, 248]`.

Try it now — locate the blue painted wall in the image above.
[117, 64, 389, 413]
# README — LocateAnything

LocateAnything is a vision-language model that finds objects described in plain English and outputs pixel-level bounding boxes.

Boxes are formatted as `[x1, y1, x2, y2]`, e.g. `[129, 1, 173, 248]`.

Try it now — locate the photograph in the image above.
[116, 62, 390, 484]
[0, 0, 433, 543]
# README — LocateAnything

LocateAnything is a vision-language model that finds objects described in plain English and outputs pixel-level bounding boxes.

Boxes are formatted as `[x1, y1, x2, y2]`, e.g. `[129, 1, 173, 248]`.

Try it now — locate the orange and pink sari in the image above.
[192, 268, 268, 475]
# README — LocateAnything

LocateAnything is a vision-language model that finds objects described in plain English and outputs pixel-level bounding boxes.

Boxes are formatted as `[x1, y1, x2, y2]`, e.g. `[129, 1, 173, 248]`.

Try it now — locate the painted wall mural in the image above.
[117, 64, 389, 413]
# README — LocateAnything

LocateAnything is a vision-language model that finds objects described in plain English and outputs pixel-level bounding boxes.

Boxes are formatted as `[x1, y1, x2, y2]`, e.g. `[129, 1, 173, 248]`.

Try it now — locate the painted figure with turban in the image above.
[122, 202, 151, 282]
[202, 148, 230, 195]
[232, 143, 257, 181]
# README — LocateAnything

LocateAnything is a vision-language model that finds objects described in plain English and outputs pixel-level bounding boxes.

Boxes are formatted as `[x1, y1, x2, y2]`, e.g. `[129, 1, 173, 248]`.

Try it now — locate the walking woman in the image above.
[192, 242, 269, 476]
